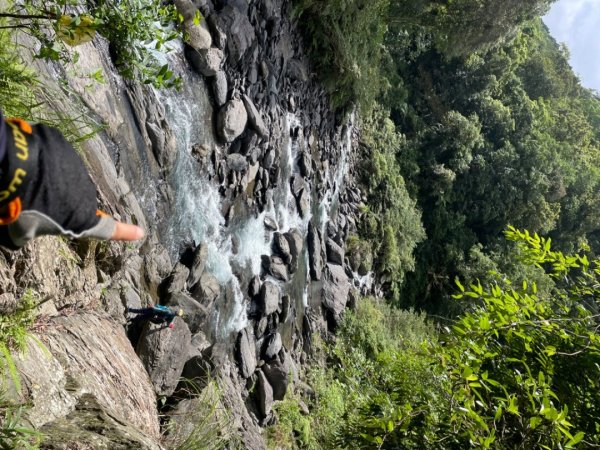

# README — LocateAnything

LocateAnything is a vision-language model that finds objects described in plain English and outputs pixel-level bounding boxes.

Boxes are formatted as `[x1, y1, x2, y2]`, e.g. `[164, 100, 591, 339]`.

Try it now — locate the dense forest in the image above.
[2, 0, 600, 447]
[265, 0, 600, 448]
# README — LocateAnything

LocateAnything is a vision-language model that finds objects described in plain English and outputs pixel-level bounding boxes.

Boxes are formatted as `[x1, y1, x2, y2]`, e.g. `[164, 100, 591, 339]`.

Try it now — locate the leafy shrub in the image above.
[442, 227, 600, 448]
[293, 0, 389, 111]
[357, 106, 425, 301]
[269, 298, 443, 449]
[0, 291, 43, 449]
[1, 0, 181, 88]
[166, 380, 236, 450]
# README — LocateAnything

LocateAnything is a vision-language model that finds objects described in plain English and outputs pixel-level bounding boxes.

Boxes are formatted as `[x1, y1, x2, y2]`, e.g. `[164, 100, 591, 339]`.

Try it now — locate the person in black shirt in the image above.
[0, 110, 144, 249]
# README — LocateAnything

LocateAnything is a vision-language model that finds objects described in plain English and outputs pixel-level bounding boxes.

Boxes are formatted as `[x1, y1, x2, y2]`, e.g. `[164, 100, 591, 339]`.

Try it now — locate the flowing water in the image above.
[147, 51, 353, 341]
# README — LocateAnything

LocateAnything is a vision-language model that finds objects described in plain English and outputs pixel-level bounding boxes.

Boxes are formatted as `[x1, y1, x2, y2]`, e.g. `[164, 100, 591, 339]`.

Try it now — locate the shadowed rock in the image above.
[137, 318, 192, 396]
[237, 327, 257, 378]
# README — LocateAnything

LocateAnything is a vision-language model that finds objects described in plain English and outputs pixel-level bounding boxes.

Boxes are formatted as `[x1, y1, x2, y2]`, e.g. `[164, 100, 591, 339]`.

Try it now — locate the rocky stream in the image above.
[0, 0, 371, 447]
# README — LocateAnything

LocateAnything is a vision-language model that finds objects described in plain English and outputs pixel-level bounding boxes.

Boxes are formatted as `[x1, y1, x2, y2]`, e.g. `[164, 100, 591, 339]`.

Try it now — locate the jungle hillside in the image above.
[266, 0, 600, 448]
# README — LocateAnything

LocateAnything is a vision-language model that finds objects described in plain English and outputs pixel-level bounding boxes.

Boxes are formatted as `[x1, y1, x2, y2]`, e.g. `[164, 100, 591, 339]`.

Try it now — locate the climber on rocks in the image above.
[0, 109, 144, 249]
[126, 305, 184, 329]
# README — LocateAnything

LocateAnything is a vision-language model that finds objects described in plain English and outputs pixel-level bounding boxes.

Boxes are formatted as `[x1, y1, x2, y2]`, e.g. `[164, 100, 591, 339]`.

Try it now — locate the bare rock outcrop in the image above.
[136, 318, 192, 396]
[13, 313, 161, 441]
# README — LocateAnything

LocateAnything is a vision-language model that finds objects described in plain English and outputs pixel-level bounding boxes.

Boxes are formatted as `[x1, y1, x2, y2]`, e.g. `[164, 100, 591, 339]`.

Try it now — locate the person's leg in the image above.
[127, 307, 153, 314]
[130, 313, 153, 324]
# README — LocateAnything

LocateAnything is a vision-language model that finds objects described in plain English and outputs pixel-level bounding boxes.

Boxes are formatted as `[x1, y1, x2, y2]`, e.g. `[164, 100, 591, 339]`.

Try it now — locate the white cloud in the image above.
[543, 0, 600, 91]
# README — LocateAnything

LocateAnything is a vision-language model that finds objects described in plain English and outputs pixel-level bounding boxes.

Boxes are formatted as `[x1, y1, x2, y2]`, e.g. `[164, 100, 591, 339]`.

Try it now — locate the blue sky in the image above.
[543, 0, 600, 91]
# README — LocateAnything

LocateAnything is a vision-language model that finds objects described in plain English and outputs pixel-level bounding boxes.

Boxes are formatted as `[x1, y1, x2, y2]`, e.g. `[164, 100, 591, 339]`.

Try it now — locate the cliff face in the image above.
[2, 0, 367, 447]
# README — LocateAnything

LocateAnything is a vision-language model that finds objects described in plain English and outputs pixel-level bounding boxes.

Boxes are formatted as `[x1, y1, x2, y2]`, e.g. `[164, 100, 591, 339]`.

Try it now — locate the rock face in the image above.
[14, 313, 161, 442]
[136, 318, 192, 396]
[3, 0, 365, 447]
[40, 394, 163, 450]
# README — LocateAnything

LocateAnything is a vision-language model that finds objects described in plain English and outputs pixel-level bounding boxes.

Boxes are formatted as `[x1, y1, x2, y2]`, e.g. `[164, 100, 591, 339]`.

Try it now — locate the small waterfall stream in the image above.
[146, 52, 353, 341]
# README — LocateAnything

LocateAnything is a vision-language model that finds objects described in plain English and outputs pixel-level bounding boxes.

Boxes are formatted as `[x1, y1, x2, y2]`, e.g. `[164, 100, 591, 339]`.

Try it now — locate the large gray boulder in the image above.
[308, 223, 323, 280]
[326, 237, 344, 265]
[187, 243, 209, 290]
[322, 263, 351, 328]
[273, 232, 292, 265]
[163, 262, 190, 296]
[242, 94, 268, 138]
[136, 318, 192, 396]
[263, 349, 293, 401]
[217, 5, 256, 63]
[191, 272, 220, 306]
[13, 313, 160, 439]
[185, 45, 223, 77]
[227, 153, 249, 172]
[268, 256, 289, 282]
[183, 20, 213, 51]
[262, 332, 282, 360]
[212, 70, 228, 107]
[167, 292, 208, 334]
[174, 0, 197, 21]
[256, 370, 274, 419]
[217, 99, 248, 142]
[284, 228, 303, 270]
[259, 281, 280, 316]
[236, 327, 257, 378]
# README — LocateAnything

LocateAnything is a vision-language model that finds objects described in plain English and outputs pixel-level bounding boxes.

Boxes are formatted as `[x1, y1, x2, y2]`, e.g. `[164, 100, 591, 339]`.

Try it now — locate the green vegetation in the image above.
[290, 0, 600, 447]
[0, 291, 42, 449]
[167, 380, 237, 450]
[270, 229, 600, 448]
[297, 0, 600, 313]
[1, 0, 182, 88]
[293, 0, 389, 111]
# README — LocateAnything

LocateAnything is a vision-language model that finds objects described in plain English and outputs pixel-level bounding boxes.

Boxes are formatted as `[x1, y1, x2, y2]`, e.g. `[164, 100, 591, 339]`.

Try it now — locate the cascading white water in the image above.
[150, 49, 352, 338]
[268, 113, 311, 234]
[318, 113, 354, 237]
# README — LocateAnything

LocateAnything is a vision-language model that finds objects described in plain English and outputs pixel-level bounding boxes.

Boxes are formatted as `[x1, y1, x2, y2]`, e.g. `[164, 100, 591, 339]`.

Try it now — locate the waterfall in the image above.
[150, 49, 351, 340]
[318, 112, 354, 236]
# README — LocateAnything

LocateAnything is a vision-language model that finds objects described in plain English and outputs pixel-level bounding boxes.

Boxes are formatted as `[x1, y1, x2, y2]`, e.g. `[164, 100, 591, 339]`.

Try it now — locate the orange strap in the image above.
[0, 197, 22, 225]
[6, 118, 32, 134]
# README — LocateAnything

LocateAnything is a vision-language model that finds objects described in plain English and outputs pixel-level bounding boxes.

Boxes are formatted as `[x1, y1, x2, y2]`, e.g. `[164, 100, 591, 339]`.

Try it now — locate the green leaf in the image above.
[530, 416, 542, 430]
[567, 431, 585, 447]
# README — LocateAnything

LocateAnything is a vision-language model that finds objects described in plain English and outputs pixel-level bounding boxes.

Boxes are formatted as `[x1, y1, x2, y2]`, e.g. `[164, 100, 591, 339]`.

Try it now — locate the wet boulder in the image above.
[187, 243, 209, 290]
[272, 232, 292, 265]
[322, 263, 351, 329]
[284, 228, 303, 270]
